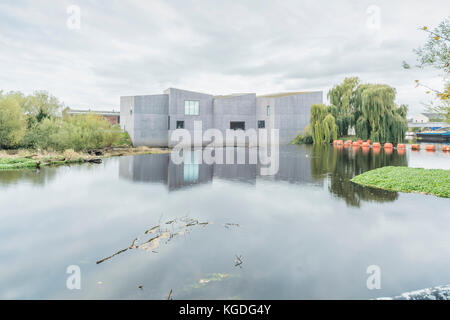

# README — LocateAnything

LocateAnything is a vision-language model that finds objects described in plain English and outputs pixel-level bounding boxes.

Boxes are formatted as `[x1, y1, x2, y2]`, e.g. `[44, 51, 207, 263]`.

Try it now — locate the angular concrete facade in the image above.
[120, 88, 322, 147]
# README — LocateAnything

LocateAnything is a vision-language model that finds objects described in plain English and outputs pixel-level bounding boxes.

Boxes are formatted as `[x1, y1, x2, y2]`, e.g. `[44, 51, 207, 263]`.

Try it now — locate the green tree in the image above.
[354, 84, 407, 143]
[0, 93, 26, 148]
[24, 91, 63, 125]
[404, 17, 449, 120]
[310, 104, 338, 144]
[30, 113, 122, 151]
[327, 77, 360, 136]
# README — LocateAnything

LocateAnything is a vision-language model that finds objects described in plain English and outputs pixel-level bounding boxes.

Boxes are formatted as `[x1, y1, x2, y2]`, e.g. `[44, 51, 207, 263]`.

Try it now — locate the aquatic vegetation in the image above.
[0, 157, 38, 170]
[0, 146, 170, 171]
[351, 166, 450, 198]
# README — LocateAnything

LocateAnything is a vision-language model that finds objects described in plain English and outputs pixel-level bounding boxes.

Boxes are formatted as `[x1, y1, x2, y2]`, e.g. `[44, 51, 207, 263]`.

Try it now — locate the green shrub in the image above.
[291, 124, 313, 144]
[0, 94, 26, 148]
[27, 114, 122, 151]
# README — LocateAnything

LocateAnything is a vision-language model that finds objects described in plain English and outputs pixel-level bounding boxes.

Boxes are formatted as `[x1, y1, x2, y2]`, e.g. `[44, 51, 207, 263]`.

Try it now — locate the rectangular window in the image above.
[266, 105, 270, 116]
[184, 100, 200, 115]
[258, 120, 265, 128]
[176, 120, 184, 129]
[230, 121, 245, 130]
[183, 164, 199, 182]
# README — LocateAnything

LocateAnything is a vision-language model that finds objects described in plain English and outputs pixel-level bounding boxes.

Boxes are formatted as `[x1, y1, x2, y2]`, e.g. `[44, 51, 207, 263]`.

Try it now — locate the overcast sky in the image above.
[0, 0, 448, 115]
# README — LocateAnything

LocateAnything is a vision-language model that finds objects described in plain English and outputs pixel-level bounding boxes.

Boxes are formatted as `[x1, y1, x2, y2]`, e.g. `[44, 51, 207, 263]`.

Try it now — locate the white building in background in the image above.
[412, 113, 444, 124]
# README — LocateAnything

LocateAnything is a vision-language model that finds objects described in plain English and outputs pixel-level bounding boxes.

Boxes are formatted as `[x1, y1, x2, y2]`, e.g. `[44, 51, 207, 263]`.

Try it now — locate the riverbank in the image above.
[0, 146, 171, 170]
[351, 166, 450, 198]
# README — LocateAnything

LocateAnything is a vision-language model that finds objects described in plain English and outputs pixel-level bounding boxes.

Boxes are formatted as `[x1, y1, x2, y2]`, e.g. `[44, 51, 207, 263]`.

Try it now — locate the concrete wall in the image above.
[213, 94, 256, 146]
[256, 96, 276, 144]
[121, 89, 322, 147]
[274, 92, 322, 144]
[166, 88, 214, 147]
[132, 94, 169, 146]
[120, 96, 135, 142]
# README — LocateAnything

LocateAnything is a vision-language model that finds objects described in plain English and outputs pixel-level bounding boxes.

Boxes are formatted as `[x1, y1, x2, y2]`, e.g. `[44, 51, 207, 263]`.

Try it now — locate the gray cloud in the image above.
[0, 0, 448, 114]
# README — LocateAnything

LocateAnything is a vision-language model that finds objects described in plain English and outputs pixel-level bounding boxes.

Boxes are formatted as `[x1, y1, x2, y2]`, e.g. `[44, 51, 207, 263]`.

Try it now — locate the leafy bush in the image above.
[26, 114, 122, 151]
[291, 124, 313, 144]
[0, 93, 26, 148]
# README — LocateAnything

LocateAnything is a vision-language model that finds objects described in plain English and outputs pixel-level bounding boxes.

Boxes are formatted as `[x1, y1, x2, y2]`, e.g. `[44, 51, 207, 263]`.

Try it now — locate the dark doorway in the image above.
[258, 120, 265, 128]
[230, 121, 245, 130]
[176, 120, 185, 129]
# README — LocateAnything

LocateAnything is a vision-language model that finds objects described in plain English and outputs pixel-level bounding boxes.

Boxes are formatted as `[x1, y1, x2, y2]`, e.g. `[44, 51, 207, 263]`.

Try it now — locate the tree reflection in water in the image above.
[310, 144, 408, 207]
[0, 168, 58, 188]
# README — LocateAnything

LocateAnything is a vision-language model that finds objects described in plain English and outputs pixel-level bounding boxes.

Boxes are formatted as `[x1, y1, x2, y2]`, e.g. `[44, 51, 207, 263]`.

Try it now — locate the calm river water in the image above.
[0, 145, 449, 299]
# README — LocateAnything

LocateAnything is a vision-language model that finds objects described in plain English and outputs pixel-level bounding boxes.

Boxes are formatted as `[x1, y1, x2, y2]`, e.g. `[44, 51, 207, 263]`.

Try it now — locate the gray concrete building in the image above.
[120, 88, 322, 147]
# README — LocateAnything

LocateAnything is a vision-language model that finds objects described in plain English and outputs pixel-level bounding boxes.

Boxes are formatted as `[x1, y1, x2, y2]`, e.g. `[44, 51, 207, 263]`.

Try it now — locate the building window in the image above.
[130, 106, 133, 115]
[168, 116, 170, 129]
[266, 105, 270, 116]
[184, 164, 199, 182]
[258, 120, 265, 128]
[176, 120, 185, 129]
[184, 100, 200, 115]
[230, 121, 245, 130]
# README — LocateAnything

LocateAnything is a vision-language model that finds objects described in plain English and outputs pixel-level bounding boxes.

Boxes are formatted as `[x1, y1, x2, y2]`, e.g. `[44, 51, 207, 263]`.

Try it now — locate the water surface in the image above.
[0, 145, 449, 299]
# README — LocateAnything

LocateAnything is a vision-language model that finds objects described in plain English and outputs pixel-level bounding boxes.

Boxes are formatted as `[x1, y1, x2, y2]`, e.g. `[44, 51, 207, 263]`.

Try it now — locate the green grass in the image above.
[351, 166, 450, 198]
[0, 158, 38, 170]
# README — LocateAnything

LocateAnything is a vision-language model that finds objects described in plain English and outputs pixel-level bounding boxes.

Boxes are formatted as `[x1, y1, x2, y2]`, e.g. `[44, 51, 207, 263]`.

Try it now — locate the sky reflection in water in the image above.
[0, 145, 449, 299]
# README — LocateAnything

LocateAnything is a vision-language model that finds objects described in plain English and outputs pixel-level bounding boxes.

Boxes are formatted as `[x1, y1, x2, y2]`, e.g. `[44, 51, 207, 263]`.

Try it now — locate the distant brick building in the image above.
[66, 108, 120, 125]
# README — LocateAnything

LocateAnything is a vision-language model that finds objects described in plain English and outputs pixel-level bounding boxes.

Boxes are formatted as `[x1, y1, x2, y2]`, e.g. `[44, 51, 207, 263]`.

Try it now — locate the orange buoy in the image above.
[345, 140, 352, 144]
[397, 144, 406, 149]
[372, 142, 381, 148]
[357, 139, 363, 145]
[333, 140, 344, 147]
[366, 140, 371, 144]
[384, 143, 393, 149]
[398, 148, 406, 156]
[442, 145, 448, 152]
[425, 144, 435, 151]
[362, 142, 370, 148]
[362, 147, 370, 155]
[411, 144, 420, 150]
[352, 141, 360, 147]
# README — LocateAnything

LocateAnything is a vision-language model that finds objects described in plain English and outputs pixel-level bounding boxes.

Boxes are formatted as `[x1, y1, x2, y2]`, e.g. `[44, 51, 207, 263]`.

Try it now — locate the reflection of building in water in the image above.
[119, 154, 169, 184]
[167, 161, 213, 190]
[119, 146, 314, 191]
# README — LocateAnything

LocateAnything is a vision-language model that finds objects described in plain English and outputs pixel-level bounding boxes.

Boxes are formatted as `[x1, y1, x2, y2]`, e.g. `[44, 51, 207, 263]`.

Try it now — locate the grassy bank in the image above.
[0, 146, 170, 170]
[351, 166, 450, 198]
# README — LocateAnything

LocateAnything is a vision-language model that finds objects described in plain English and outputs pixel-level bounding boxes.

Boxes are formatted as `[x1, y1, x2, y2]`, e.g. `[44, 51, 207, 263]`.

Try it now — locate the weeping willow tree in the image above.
[353, 84, 407, 143]
[327, 77, 359, 136]
[311, 104, 338, 144]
